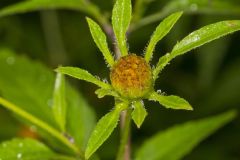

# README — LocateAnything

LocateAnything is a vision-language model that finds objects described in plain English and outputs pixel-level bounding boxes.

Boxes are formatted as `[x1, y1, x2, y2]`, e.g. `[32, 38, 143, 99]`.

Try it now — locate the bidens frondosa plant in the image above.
[55, 0, 240, 159]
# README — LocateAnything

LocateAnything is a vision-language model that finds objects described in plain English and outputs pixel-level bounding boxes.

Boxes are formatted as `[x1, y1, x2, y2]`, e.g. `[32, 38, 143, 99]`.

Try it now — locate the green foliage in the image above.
[0, 0, 240, 159]
[135, 110, 237, 160]
[85, 102, 128, 159]
[0, 0, 98, 18]
[86, 18, 115, 67]
[56, 66, 111, 89]
[0, 49, 96, 157]
[95, 88, 119, 99]
[131, 100, 147, 128]
[171, 21, 240, 58]
[153, 20, 240, 80]
[112, 0, 132, 56]
[0, 138, 55, 160]
[0, 49, 55, 126]
[135, 0, 240, 28]
[149, 92, 193, 110]
[144, 12, 182, 62]
[52, 73, 67, 132]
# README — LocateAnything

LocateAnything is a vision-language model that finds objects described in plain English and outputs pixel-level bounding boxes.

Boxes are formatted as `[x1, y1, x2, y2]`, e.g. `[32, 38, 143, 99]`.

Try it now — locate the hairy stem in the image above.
[0, 97, 84, 159]
[116, 108, 132, 160]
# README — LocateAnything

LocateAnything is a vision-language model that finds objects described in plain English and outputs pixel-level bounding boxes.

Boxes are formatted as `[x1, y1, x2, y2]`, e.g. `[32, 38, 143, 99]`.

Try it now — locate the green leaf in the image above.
[149, 92, 193, 110]
[153, 20, 240, 79]
[86, 17, 115, 67]
[0, 97, 80, 155]
[0, 138, 76, 160]
[144, 12, 182, 62]
[132, 100, 147, 128]
[0, 138, 55, 160]
[95, 88, 120, 99]
[135, 110, 237, 160]
[0, 0, 95, 18]
[0, 49, 96, 156]
[152, 53, 170, 80]
[112, 0, 132, 56]
[56, 66, 111, 89]
[171, 20, 240, 57]
[85, 102, 128, 159]
[66, 87, 96, 150]
[52, 72, 67, 132]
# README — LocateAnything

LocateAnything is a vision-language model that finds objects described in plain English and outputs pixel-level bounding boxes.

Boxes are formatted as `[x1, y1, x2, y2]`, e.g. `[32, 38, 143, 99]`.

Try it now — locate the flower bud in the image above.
[110, 54, 153, 99]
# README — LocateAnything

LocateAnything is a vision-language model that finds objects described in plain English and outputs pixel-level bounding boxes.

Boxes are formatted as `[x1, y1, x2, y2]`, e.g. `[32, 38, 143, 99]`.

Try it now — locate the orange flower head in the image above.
[110, 54, 153, 99]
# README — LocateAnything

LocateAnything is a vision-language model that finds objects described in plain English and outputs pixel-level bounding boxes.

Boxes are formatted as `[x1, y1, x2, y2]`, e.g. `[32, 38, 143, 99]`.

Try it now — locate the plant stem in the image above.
[40, 10, 69, 66]
[0, 97, 84, 159]
[116, 108, 132, 160]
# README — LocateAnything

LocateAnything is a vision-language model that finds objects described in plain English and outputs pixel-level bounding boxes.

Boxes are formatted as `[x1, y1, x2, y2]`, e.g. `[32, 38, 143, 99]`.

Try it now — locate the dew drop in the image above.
[6, 56, 15, 65]
[192, 35, 200, 42]
[190, 4, 198, 11]
[157, 90, 162, 94]
[17, 153, 22, 159]
[103, 78, 108, 83]
[165, 53, 170, 57]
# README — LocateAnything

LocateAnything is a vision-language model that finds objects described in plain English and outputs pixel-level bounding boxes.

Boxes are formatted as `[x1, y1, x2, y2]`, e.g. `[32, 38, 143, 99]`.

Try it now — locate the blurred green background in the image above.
[0, 0, 240, 159]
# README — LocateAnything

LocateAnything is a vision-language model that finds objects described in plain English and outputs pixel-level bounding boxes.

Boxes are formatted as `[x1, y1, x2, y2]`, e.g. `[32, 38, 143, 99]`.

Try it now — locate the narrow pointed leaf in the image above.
[149, 92, 193, 110]
[56, 66, 111, 89]
[52, 72, 66, 132]
[112, 0, 132, 56]
[86, 17, 115, 67]
[144, 12, 182, 62]
[95, 88, 119, 99]
[153, 20, 240, 79]
[152, 53, 170, 80]
[135, 110, 237, 160]
[132, 100, 147, 128]
[85, 102, 128, 159]
[171, 20, 240, 57]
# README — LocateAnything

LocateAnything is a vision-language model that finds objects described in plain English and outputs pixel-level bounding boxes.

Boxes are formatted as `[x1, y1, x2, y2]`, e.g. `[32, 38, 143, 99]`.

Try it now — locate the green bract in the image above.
[0, 0, 239, 160]
[54, 0, 240, 158]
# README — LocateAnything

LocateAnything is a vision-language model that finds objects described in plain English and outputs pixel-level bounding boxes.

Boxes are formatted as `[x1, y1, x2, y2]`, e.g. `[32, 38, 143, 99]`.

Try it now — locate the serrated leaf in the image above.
[85, 102, 128, 159]
[0, 0, 90, 18]
[132, 100, 147, 128]
[0, 138, 55, 160]
[52, 72, 67, 132]
[56, 66, 111, 89]
[112, 0, 132, 56]
[144, 12, 182, 62]
[95, 88, 119, 99]
[149, 92, 193, 110]
[153, 20, 240, 79]
[86, 17, 115, 67]
[135, 110, 237, 160]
